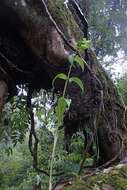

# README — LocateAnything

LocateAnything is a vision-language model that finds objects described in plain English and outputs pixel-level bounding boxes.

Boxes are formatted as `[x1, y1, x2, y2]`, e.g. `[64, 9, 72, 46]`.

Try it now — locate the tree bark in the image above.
[0, 0, 127, 164]
[32, 183, 41, 190]
[0, 80, 8, 111]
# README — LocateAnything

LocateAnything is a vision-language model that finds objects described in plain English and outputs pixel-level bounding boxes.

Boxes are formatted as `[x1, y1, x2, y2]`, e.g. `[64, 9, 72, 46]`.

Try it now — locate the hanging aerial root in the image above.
[27, 88, 49, 176]
[27, 88, 64, 177]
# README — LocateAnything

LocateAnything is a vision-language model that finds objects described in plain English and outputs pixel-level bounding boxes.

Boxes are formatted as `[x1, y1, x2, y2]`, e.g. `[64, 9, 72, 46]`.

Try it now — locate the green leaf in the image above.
[65, 99, 71, 108]
[52, 73, 68, 88]
[36, 107, 45, 122]
[74, 55, 86, 71]
[94, 184, 100, 190]
[68, 54, 75, 65]
[55, 97, 69, 125]
[76, 38, 91, 51]
[69, 77, 84, 92]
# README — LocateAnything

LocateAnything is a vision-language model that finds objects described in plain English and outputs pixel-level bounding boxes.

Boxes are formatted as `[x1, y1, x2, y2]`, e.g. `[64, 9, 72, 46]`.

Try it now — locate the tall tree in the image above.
[79, 0, 127, 62]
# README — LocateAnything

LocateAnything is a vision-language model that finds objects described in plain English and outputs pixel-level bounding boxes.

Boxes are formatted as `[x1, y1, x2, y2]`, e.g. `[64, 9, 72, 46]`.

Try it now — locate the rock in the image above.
[102, 184, 115, 190]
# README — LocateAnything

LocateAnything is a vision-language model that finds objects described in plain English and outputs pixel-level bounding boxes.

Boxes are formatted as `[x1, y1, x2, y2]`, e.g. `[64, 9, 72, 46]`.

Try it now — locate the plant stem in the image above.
[49, 62, 73, 190]
[63, 63, 73, 97]
[78, 152, 87, 175]
[49, 132, 58, 190]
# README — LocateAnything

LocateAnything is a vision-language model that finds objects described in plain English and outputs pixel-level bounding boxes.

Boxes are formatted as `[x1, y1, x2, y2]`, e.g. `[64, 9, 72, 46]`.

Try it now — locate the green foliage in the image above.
[69, 77, 84, 92]
[117, 73, 127, 105]
[74, 55, 86, 71]
[0, 88, 90, 189]
[0, 37, 91, 190]
[48, 37, 90, 189]
[1, 93, 29, 143]
[0, 140, 33, 189]
[53, 73, 68, 85]
[0, 1, 127, 189]
[86, 0, 127, 59]
[55, 97, 70, 125]
[76, 38, 91, 51]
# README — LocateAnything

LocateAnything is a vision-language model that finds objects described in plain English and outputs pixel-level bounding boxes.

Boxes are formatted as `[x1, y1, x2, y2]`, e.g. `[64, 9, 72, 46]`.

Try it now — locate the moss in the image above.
[47, 0, 83, 41]
[63, 166, 127, 190]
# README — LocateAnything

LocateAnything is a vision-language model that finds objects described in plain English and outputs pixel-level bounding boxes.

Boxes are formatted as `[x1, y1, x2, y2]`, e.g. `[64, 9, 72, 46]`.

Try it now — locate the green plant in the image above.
[117, 73, 127, 105]
[48, 38, 91, 190]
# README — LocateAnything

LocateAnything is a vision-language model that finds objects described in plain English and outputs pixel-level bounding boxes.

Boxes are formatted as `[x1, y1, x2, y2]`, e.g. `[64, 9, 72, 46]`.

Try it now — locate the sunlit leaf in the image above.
[65, 99, 71, 108]
[76, 38, 91, 51]
[55, 97, 69, 125]
[69, 77, 84, 92]
[74, 55, 86, 71]
[52, 73, 68, 88]
[94, 184, 100, 190]
[68, 54, 75, 65]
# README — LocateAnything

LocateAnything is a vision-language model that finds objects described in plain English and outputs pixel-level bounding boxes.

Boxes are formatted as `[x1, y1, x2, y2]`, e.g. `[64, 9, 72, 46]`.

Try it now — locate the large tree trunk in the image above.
[64, 49, 127, 164]
[0, 0, 127, 164]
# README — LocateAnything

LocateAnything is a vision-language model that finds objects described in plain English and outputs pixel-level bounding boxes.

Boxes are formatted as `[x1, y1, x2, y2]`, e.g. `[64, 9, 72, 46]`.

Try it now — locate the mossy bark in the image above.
[62, 165, 127, 190]
[64, 49, 127, 164]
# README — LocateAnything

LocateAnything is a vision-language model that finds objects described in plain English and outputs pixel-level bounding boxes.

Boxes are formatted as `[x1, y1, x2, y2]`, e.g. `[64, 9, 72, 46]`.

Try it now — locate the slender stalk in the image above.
[78, 153, 87, 175]
[49, 132, 58, 190]
[63, 63, 73, 97]
[48, 63, 73, 190]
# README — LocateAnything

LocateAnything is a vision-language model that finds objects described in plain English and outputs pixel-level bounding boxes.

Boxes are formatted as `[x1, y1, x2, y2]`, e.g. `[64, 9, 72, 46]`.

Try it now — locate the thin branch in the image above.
[0, 51, 31, 74]
[0, 65, 8, 76]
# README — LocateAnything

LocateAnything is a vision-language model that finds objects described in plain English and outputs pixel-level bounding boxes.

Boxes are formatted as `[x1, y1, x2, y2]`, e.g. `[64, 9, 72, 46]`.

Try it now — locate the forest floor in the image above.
[53, 164, 127, 190]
